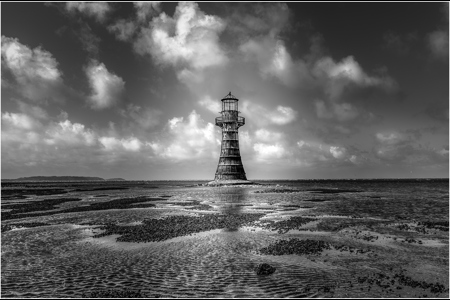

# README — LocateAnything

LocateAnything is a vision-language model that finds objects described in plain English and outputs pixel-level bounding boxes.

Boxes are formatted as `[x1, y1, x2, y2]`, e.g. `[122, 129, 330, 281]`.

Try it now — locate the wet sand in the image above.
[1, 180, 448, 298]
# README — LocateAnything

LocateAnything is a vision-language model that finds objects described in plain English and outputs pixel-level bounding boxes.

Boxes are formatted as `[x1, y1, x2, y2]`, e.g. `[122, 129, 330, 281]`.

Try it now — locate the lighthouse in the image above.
[208, 92, 252, 185]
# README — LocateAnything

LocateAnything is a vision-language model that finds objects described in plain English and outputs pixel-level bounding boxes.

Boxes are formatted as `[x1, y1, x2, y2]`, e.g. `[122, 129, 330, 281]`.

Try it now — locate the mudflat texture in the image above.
[1, 179, 448, 298]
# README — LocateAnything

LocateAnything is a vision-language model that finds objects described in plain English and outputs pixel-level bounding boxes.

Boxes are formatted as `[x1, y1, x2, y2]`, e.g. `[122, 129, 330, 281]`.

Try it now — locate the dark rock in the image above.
[258, 216, 317, 233]
[94, 213, 264, 243]
[82, 289, 146, 298]
[259, 238, 331, 256]
[255, 263, 276, 275]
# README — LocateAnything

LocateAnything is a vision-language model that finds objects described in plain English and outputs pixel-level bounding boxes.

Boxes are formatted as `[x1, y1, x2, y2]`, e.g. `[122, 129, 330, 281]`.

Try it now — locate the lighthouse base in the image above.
[205, 179, 257, 186]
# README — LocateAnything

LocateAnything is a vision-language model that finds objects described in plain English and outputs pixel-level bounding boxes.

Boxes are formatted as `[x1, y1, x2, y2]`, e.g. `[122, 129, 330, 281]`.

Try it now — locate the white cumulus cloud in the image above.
[2, 112, 41, 131]
[241, 101, 297, 126]
[198, 96, 221, 114]
[253, 143, 286, 162]
[254, 129, 283, 143]
[150, 110, 219, 161]
[99, 136, 143, 152]
[329, 146, 347, 159]
[85, 60, 125, 110]
[1, 36, 65, 103]
[45, 120, 97, 147]
[134, 2, 227, 70]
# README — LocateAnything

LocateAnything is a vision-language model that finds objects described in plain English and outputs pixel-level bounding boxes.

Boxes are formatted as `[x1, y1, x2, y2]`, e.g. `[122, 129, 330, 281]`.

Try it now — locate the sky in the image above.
[1, 2, 449, 180]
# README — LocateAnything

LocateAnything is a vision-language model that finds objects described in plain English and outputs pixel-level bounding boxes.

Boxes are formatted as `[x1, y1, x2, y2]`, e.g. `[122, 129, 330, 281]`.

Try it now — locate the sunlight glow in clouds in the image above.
[1, 36, 64, 103]
[45, 120, 97, 147]
[1, 2, 448, 179]
[135, 2, 227, 70]
[2, 112, 41, 131]
[253, 143, 286, 161]
[241, 101, 297, 126]
[198, 96, 221, 114]
[99, 136, 143, 152]
[149, 110, 219, 161]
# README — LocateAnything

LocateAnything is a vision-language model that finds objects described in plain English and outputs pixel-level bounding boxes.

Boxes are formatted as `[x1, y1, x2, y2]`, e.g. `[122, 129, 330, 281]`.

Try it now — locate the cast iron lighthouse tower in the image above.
[213, 92, 248, 182]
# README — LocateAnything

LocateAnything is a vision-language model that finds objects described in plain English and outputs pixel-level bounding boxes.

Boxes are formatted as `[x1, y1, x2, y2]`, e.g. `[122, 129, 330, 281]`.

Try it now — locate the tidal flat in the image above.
[1, 179, 448, 298]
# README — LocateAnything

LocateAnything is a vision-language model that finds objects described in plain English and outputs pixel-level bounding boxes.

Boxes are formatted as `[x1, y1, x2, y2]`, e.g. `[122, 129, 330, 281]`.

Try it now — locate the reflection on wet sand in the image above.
[217, 187, 246, 232]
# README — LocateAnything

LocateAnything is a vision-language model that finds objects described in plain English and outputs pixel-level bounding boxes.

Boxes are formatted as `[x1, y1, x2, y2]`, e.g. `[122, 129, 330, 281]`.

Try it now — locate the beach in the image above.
[1, 179, 448, 298]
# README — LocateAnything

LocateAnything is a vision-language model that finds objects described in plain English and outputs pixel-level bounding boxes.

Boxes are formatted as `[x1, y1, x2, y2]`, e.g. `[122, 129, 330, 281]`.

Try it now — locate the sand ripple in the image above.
[1, 224, 347, 298]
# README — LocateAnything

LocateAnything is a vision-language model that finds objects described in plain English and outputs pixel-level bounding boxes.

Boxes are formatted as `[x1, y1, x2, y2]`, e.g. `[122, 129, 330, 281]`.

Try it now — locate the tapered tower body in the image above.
[214, 92, 247, 181]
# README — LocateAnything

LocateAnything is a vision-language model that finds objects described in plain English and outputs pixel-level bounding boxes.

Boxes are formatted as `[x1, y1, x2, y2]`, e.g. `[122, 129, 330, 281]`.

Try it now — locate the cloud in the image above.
[315, 100, 359, 121]
[254, 129, 283, 143]
[120, 103, 162, 129]
[85, 60, 125, 110]
[312, 56, 397, 100]
[253, 143, 286, 162]
[240, 38, 312, 87]
[296, 140, 360, 167]
[373, 131, 448, 165]
[15, 100, 48, 120]
[108, 2, 162, 43]
[134, 2, 227, 70]
[76, 22, 101, 56]
[1, 110, 157, 175]
[426, 3, 449, 61]
[108, 19, 137, 42]
[65, 2, 111, 23]
[374, 131, 418, 161]
[45, 119, 97, 147]
[251, 128, 289, 163]
[241, 101, 297, 126]
[233, 4, 310, 88]
[270, 106, 298, 125]
[375, 132, 407, 145]
[1, 36, 65, 103]
[329, 146, 347, 159]
[99, 136, 143, 152]
[198, 96, 221, 114]
[427, 30, 449, 60]
[2, 112, 42, 131]
[134, 2, 161, 23]
[226, 2, 291, 39]
[149, 110, 219, 161]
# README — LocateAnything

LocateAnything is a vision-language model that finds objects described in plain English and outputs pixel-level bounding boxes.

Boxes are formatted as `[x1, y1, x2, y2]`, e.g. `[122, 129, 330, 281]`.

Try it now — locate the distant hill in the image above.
[106, 178, 126, 181]
[11, 176, 106, 181]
